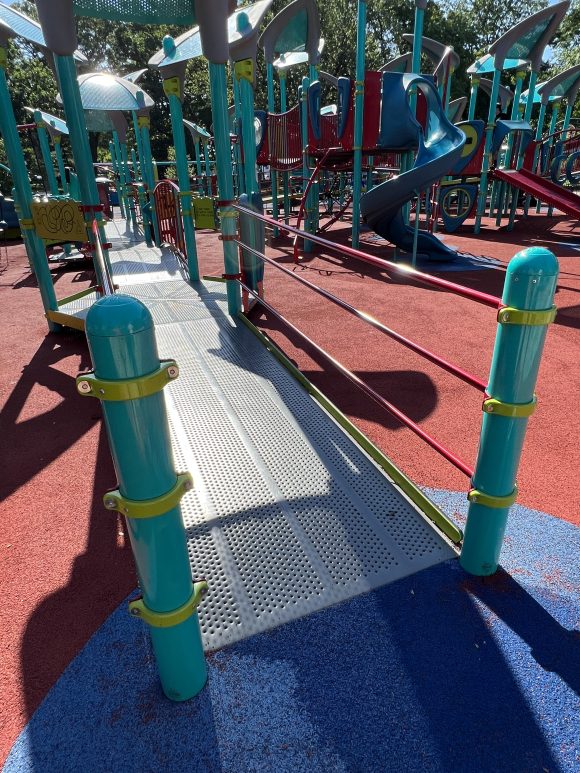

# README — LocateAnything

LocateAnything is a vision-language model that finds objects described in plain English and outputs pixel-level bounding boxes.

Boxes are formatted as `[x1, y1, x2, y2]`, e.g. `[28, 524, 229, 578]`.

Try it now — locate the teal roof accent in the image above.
[467, 53, 528, 74]
[73, 0, 196, 25]
[0, 3, 87, 61]
[150, 1, 270, 68]
[520, 83, 561, 105]
[24, 107, 69, 136]
[76, 73, 155, 111]
[506, 15, 554, 61]
[273, 38, 324, 70]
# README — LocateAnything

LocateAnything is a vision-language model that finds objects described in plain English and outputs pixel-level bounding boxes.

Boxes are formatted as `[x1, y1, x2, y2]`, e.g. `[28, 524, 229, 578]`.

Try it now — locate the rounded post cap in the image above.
[86, 295, 153, 338]
[236, 11, 250, 32]
[507, 247, 559, 278]
[162, 35, 176, 57]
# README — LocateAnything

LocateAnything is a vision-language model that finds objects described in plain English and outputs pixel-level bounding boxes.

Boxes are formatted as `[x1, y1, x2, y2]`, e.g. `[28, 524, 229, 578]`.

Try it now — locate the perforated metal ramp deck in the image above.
[105, 222, 456, 650]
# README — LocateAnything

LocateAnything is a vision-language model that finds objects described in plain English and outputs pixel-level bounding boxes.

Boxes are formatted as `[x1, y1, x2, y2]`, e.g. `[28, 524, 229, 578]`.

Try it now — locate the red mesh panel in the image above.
[257, 122, 270, 165]
[268, 106, 303, 171]
[339, 84, 354, 151]
[362, 71, 382, 149]
[153, 180, 185, 259]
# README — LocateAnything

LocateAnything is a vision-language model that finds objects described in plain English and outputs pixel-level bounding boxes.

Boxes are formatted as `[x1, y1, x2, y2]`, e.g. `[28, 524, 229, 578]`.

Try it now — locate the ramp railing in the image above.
[229, 205, 558, 576]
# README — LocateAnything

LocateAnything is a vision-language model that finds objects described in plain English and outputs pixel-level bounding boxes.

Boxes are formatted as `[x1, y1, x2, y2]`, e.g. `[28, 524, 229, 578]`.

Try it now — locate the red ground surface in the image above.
[1, 210, 578, 764]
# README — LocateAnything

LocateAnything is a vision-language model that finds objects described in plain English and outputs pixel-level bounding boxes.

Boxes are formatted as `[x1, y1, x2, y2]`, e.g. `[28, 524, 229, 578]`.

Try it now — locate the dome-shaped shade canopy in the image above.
[74, 73, 154, 111]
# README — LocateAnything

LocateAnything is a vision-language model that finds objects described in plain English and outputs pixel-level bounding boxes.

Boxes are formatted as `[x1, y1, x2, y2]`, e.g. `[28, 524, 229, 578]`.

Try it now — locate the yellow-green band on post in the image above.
[497, 306, 557, 326]
[128, 581, 208, 628]
[76, 359, 179, 400]
[467, 486, 518, 509]
[482, 395, 537, 418]
[103, 472, 193, 519]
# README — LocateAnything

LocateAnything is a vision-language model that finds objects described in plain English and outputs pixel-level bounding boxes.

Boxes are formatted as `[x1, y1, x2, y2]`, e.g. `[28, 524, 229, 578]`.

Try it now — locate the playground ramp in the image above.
[360, 73, 465, 261]
[102, 221, 456, 649]
[492, 167, 580, 219]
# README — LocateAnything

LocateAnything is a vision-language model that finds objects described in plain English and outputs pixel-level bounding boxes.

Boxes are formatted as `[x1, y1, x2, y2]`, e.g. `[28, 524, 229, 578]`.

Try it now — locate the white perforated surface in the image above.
[107, 223, 456, 650]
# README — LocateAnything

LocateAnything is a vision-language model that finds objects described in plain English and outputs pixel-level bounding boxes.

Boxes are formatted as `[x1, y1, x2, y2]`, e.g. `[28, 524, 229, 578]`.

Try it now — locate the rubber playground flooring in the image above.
[0, 211, 578, 772]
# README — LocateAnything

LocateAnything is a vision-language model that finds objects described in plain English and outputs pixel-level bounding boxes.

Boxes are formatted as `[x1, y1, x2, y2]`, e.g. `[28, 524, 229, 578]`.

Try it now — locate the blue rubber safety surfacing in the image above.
[4, 495, 579, 773]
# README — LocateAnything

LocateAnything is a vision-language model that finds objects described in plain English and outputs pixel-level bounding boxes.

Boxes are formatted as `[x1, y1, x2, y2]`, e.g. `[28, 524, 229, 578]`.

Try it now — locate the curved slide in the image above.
[360, 73, 465, 261]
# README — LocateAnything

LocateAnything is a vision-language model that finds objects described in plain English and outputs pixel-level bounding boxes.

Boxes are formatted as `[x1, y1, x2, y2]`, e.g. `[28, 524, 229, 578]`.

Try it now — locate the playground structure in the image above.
[0, 0, 573, 710]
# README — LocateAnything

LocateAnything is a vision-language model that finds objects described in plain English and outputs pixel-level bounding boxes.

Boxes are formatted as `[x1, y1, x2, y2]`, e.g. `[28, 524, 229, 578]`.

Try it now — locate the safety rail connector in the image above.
[76, 359, 179, 400]
[103, 472, 193, 519]
[482, 396, 537, 418]
[498, 306, 557, 326]
[467, 487, 518, 509]
[128, 581, 208, 628]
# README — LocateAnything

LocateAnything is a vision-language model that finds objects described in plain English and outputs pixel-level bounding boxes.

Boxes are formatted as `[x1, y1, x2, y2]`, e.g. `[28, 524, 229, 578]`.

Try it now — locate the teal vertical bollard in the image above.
[460, 247, 558, 576]
[351, 0, 367, 249]
[54, 136, 68, 194]
[208, 61, 241, 316]
[166, 86, 200, 281]
[0, 41, 58, 329]
[78, 295, 208, 699]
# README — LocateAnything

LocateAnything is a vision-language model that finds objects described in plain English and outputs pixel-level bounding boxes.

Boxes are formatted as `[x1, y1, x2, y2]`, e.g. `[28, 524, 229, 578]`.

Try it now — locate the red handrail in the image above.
[234, 204, 503, 309]
[235, 238, 487, 392]
[238, 277, 474, 478]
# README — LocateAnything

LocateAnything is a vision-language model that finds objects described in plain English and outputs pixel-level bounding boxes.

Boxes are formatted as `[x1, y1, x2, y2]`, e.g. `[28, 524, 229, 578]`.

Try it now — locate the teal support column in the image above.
[545, 102, 561, 216]
[411, 0, 425, 77]
[139, 116, 161, 245]
[131, 110, 144, 181]
[121, 142, 138, 228]
[267, 62, 279, 236]
[474, 67, 501, 234]
[351, 0, 367, 249]
[193, 139, 203, 193]
[79, 295, 207, 699]
[131, 147, 139, 180]
[468, 76, 479, 121]
[53, 136, 68, 194]
[166, 89, 199, 281]
[460, 247, 558, 575]
[53, 54, 112, 276]
[113, 132, 131, 223]
[34, 115, 59, 193]
[561, 101, 573, 139]
[232, 71, 245, 196]
[110, 139, 126, 217]
[237, 72, 259, 195]
[309, 64, 320, 235]
[300, 77, 313, 253]
[203, 140, 212, 196]
[279, 70, 291, 223]
[517, 69, 538, 170]
[208, 61, 241, 316]
[0, 49, 58, 330]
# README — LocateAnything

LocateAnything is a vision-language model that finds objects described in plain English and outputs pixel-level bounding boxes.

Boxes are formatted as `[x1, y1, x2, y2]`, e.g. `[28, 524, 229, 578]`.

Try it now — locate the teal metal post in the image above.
[0, 48, 58, 329]
[53, 54, 112, 276]
[53, 136, 68, 194]
[113, 132, 131, 222]
[474, 67, 501, 233]
[351, 0, 367, 249]
[460, 247, 558, 575]
[267, 62, 279, 236]
[209, 61, 241, 315]
[411, 0, 425, 78]
[544, 103, 560, 216]
[139, 116, 161, 245]
[121, 141, 138, 229]
[561, 101, 574, 140]
[468, 76, 479, 121]
[79, 295, 207, 699]
[166, 88, 199, 281]
[34, 115, 59, 193]
[279, 70, 291, 223]
[110, 139, 126, 218]
[309, 63, 320, 235]
[496, 69, 527, 226]
[193, 139, 203, 193]
[203, 140, 212, 196]
[131, 110, 144, 180]
[232, 71, 245, 196]
[300, 77, 313, 253]
[516, 70, 538, 169]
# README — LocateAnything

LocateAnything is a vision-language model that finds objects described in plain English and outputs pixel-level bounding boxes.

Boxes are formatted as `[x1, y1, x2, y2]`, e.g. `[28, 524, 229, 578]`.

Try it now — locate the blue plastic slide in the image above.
[360, 73, 465, 261]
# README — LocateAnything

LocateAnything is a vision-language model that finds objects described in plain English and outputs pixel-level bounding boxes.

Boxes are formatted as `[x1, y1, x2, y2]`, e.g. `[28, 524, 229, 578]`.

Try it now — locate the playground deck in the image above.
[1, 217, 579, 772]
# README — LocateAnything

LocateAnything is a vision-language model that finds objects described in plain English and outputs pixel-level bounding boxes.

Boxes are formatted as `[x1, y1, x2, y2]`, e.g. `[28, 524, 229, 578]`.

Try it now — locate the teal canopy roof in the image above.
[149, 1, 270, 68]
[520, 83, 561, 105]
[24, 107, 69, 136]
[467, 53, 528, 74]
[75, 73, 155, 111]
[0, 3, 87, 61]
[73, 0, 196, 26]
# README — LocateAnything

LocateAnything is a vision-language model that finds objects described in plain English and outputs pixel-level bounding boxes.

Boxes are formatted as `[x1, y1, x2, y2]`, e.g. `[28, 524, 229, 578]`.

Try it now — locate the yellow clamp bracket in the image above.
[178, 191, 194, 197]
[103, 472, 193, 519]
[19, 218, 35, 230]
[182, 209, 193, 217]
[76, 359, 179, 400]
[0, 48, 7, 70]
[468, 486, 518, 509]
[163, 76, 181, 99]
[53, 135, 61, 145]
[482, 395, 537, 418]
[235, 58, 254, 84]
[220, 210, 238, 218]
[128, 580, 208, 628]
[137, 116, 150, 129]
[497, 306, 557, 326]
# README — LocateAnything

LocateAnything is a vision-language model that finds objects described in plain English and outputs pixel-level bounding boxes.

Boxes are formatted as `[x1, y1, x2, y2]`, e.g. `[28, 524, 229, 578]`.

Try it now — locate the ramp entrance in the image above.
[106, 222, 456, 650]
